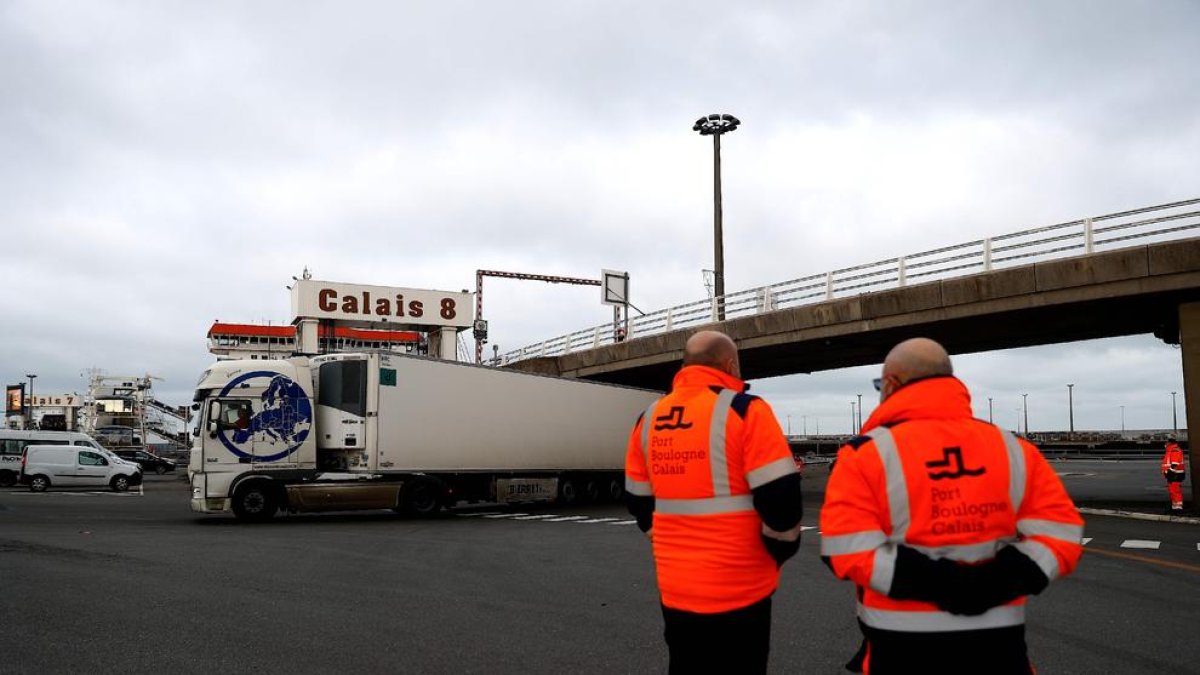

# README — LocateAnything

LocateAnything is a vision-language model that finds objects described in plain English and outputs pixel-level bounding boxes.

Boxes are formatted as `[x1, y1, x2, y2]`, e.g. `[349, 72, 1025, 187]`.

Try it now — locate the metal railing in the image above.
[499, 198, 1200, 365]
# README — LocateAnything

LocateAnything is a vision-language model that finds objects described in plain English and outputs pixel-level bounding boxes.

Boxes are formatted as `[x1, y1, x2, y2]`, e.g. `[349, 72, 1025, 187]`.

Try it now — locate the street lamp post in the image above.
[787, 415, 792, 436]
[1120, 405, 1125, 434]
[1022, 394, 1029, 436]
[1171, 391, 1178, 432]
[692, 113, 741, 321]
[988, 397, 993, 424]
[802, 415, 807, 436]
[856, 393, 863, 433]
[25, 374, 36, 430]
[1067, 384, 1074, 437]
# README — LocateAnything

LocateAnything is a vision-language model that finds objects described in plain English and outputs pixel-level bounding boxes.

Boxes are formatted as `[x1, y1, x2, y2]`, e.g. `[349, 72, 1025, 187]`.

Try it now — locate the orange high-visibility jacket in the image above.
[625, 365, 798, 613]
[1162, 443, 1186, 477]
[821, 377, 1084, 634]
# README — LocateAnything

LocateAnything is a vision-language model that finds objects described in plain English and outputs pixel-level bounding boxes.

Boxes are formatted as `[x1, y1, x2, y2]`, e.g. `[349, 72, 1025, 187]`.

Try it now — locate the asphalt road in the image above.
[1, 466, 1198, 675]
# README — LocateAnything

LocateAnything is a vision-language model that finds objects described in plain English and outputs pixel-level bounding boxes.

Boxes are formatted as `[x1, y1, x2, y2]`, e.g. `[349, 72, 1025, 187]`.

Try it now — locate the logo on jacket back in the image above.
[654, 407, 693, 431]
[925, 447, 985, 480]
[217, 372, 313, 463]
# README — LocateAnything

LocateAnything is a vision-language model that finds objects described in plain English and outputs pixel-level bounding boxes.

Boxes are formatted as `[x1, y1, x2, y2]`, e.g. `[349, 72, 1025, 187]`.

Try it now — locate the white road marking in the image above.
[577, 517, 622, 524]
[607, 520, 639, 525]
[482, 513, 529, 519]
[456, 512, 504, 517]
[512, 514, 560, 520]
[1082, 537, 1093, 546]
[1120, 540, 1161, 550]
[800, 526, 818, 532]
[543, 516, 591, 522]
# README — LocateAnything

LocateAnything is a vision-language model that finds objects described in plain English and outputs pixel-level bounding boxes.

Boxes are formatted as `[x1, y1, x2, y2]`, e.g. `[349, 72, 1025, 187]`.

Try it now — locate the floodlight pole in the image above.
[693, 113, 740, 321]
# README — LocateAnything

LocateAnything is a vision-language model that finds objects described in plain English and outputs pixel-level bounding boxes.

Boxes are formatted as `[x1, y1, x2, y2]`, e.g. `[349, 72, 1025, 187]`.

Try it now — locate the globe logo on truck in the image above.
[216, 372, 313, 462]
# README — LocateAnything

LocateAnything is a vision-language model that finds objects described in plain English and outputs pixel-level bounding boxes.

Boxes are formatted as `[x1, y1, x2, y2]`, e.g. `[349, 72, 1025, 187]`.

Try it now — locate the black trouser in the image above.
[661, 595, 772, 675]
[858, 621, 1033, 675]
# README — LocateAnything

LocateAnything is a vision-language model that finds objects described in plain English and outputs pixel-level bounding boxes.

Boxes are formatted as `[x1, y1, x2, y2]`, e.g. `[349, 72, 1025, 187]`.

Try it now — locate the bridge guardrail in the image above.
[500, 198, 1200, 365]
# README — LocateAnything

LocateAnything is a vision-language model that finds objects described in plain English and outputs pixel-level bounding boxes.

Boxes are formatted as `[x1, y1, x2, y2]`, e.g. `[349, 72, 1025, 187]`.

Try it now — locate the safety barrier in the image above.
[500, 198, 1200, 364]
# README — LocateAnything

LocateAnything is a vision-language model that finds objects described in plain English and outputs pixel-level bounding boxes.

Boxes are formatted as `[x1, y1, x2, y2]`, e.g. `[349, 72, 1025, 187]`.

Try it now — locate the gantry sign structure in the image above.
[474, 270, 604, 364]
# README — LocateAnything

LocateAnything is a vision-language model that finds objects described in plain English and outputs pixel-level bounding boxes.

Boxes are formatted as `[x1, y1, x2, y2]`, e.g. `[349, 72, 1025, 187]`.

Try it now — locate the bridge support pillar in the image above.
[1181, 302, 1200, 513]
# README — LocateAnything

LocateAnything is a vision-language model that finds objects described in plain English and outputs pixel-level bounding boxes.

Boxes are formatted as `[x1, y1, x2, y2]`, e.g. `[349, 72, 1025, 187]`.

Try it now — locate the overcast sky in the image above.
[1, 1, 1195, 433]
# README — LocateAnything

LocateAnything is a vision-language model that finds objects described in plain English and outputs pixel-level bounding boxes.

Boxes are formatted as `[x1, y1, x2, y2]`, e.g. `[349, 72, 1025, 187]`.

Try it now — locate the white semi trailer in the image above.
[188, 351, 659, 521]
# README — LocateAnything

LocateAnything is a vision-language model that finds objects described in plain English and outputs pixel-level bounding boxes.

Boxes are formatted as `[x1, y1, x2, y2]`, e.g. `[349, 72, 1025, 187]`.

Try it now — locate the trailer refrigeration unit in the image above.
[189, 351, 660, 521]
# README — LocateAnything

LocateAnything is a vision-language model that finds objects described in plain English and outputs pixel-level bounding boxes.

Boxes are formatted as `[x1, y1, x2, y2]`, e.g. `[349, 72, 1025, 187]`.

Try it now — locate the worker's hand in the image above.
[644, 527, 653, 541]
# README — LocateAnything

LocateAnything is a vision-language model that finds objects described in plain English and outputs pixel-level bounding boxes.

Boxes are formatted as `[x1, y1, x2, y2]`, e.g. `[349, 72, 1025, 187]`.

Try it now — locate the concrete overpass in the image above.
[508, 237, 1199, 388]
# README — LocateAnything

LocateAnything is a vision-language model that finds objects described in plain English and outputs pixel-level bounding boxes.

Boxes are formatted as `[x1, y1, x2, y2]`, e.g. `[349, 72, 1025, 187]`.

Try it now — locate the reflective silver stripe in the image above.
[746, 456, 797, 489]
[909, 537, 1015, 563]
[639, 401, 657, 466]
[821, 530, 887, 556]
[1013, 539, 1060, 581]
[857, 603, 1025, 632]
[625, 477, 652, 497]
[1000, 429, 1026, 513]
[869, 543, 897, 595]
[1017, 518, 1083, 544]
[867, 428, 910, 541]
[708, 389, 735, 496]
[655, 494, 755, 515]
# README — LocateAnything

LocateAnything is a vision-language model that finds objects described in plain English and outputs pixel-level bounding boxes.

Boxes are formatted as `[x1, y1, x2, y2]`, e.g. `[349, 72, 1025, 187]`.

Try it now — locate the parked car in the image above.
[113, 449, 176, 474]
[20, 445, 142, 492]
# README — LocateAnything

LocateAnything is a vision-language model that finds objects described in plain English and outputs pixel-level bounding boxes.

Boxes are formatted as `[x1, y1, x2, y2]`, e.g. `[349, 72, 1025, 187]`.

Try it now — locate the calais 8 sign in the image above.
[290, 280, 473, 329]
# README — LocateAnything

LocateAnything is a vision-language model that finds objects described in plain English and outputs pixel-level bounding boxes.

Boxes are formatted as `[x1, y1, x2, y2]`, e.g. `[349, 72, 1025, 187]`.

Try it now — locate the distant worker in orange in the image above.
[1162, 437, 1187, 512]
[625, 330, 804, 675]
[820, 337, 1084, 674]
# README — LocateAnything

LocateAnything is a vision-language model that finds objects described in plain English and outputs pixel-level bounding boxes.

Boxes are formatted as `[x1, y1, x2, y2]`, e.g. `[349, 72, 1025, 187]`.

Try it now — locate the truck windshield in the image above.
[318, 360, 367, 417]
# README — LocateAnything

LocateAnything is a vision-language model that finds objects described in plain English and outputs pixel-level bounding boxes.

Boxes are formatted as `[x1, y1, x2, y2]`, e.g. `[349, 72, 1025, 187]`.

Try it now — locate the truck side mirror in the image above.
[207, 401, 221, 438]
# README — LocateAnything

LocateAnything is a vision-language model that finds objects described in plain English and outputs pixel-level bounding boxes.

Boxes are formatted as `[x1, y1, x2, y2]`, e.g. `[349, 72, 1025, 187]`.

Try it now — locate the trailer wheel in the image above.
[558, 478, 579, 506]
[581, 479, 600, 504]
[232, 482, 278, 522]
[606, 478, 624, 502]
[401, 478, 443, 517]
[0, 470, 16, 488]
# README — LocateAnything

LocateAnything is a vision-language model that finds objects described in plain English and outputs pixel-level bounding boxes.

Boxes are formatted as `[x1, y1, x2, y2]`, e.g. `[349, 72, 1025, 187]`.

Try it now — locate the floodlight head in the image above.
[692, 112, 741, 136]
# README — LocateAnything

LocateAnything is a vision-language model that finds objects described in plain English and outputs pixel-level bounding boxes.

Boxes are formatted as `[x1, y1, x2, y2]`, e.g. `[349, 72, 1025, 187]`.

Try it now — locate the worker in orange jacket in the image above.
[820, 338, 1084, 675]
[1162, 438, 1187, 511]
[625, 330, 804, 675]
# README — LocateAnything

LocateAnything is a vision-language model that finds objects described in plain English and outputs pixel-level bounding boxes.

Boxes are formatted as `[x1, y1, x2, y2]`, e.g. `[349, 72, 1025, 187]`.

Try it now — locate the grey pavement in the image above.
[1, 465, 1198, 674]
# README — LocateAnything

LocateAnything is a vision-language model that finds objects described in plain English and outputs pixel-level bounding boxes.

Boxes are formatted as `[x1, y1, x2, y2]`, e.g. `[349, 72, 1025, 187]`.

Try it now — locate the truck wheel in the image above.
[558, 478, 579, 506]
[0, 470, 16, 488]
[29, 475, 50, 492]
[232, 483, 278, 521]
[606, 478, 624, 502]
[402, 479, 443, 517]
[110, 475, 131, 492]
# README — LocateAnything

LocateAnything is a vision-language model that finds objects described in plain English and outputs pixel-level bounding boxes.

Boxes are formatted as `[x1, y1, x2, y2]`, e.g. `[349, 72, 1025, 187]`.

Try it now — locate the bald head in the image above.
[879, 338, 953, 401]
[683, 330, 741, 378]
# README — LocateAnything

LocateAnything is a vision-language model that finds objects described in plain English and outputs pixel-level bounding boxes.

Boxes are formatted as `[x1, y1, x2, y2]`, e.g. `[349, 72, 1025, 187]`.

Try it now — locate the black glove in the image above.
[761, 533, 801, 567]
[889, 545, 1049, 616]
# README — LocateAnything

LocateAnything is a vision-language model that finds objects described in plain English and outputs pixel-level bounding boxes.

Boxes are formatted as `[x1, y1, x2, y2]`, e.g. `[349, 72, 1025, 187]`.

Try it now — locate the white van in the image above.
[20, 444, 143, 492]
[0, 430, 108, 487]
